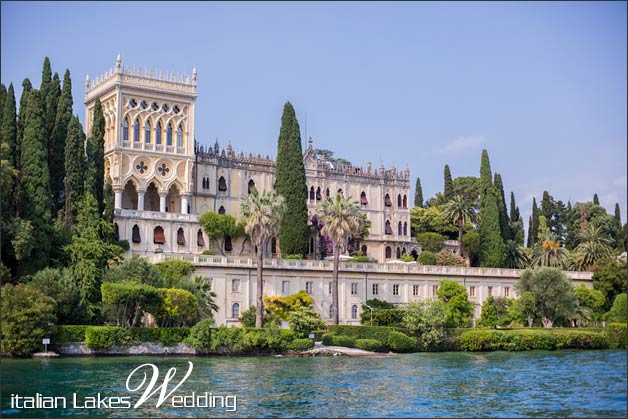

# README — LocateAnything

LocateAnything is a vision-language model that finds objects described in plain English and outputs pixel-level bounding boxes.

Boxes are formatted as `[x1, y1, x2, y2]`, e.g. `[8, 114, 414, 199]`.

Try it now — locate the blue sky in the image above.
[2, 1, 626, 229]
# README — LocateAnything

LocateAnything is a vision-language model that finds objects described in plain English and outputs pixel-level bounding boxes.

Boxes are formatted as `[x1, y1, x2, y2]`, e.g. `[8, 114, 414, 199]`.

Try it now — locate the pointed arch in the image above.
[248, 179, 256, 194]
[145, 120, 151, 143]
[133, 118, 140, 141]
[403, 194, 408, 208]
[166, 122, 173, 146]
[218, 205, 226, 215]
[218, 176, 227, 192]
[360, 191, 368, 205]
[156, 120, 162, 145]
[122, 117, 129, 142]
[398, 221, 403, 235]
[385, 246, 392, 259]
[397, 194, 402, 208]
[385, 193, 392, 207]
[385, 220, 392, 235]
[177, 123, 183, 147]
[403, 222, 408, 236]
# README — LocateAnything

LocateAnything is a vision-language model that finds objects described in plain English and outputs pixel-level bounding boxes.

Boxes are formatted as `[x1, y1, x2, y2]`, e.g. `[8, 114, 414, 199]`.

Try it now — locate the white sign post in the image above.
[42, 338, 50, 353]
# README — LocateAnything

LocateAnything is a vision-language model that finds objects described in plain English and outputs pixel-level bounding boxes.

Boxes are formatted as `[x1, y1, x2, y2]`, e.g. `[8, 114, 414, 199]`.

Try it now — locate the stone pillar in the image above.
[159, 192, 167, 213]
[137, 190, 145, 211]
[114, 187, 123, 209]
[181, 195, 189, 215]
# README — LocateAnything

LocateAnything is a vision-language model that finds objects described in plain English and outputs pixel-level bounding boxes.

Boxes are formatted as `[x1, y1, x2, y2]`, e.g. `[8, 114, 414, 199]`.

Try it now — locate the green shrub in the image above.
[288, 307, 326, 338]
[287, 338, 314, 352]
[53, 325, 89, 342]
[386, 331, 417, 352]
[349, 255, 375, 263]
[241, 329, 270, 351]
[400, 254, 415, 262]
[185, 320, 214, 349]
[201, 250, 214, 255]
[417, 233, 444, 253]
[210, 326, 244, 352]
[331, 335, 355, 348]
[322, 333, 334, 346]
[116, 240, 130, 251]
[283, 254, 304, 260]
[606, 323, 627, 349]
[355, 338, 385, 352]
[327, 325, 410, 344]
[361, 309, 406, 327]
[1, 284, 57, 357]
[417, 251, 437, 265]
[606, 294, 627, 322]
[458, 328, 609, 352]
[459, 330, 506, 351]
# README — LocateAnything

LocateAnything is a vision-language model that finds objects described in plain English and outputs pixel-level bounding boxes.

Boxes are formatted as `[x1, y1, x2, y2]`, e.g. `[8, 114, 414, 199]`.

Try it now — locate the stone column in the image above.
[137, 190, 146, 211]
[159, 192, 167, 213]
[181, 195, 189, 215]
[113, 187, 123, 209]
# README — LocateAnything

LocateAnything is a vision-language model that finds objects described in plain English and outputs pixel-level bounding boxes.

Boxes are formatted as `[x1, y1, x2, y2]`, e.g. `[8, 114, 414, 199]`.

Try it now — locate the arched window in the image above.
[218, 176, 227, 192]
[403, 195, 408, 208]
[177, 124, 183, 147]
[156, 121, 162, 145]
[398, 221, 403, 235]
[248, 179, 256, 194]
[326, 188, 330, 198]
[271, 237, 277, 255]
[385, 246, 392, 259]
[224, 234, 232, 252]
[145, 120, 151, 143]
[167, 123, 173, 146]
[218, 206, 226, 215]
[132, 224, 141, 243]
[177, 227, 186, 246]
[385, 220, 392, 235]
[309, 186, 315, 200]
[397, 194, 402, 207]
[360, 191, 368, 205]
[385, 194, 392, 207]
[197, 229, 205, 247]
[329, 305, 334, 319]
[402, 247, 407, 255]
[153, 226, 165, 244]
[133, 118, 140, 142]
[231, 303, 240, 318]
[351, 304, 358, 319]
[122, 118, 129, 142]
[403, 222, 408, 236]
[361, 244, 367, 255]
[337, 188, 343, 197]
[309, 237, 314, 255]
[316, 187, 321, 201]
[396, 247, 401, 259]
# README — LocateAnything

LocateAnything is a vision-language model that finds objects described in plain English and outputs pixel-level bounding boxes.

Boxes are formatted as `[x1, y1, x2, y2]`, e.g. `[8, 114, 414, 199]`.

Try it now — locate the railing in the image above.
[146, 253, 593, 280]
[114, 208, 198, 222]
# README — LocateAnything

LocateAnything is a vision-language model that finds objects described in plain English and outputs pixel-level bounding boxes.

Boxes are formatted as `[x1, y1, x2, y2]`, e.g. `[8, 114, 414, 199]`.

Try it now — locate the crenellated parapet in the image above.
[196, 141, 275, 171]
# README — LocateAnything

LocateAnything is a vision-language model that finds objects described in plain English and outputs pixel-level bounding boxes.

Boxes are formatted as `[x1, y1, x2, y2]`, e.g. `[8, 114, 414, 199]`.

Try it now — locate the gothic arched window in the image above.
[145, 120, 151, 143]
[167, 123, 173, 146]
[122, 118, 129, 142]
[385, 246, 392, 259]
[156, 121, 162, 145]
[133, 119, 140, 142]
[177, 124, 183, 147]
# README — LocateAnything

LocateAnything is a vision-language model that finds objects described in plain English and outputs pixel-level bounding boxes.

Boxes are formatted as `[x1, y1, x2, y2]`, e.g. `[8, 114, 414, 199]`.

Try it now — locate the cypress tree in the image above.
[2, 84, 17, 170]
[275, 101, 308, 255]
[494, 173, 511, 242]
[479, 185, 503, 267]
[614, 203, 625, 251]
[51, 69, 73, 213]
[15, 78, 33, 206]
[615, 203, 621, 226]
[1, 84, 18, 217]
[414, 177, 423, 208]
[87, 98, 105, 215]
[19, 89, 51, 274]
[527, 197, 539, 247]
[541, 191, 553, 223]
[509, 192, 517, 223]
[64, 116, 85, 226]
[46, 72, 63, 215]
[0, 83, 6, 132]
[509, 192, 524, 245]
[593, 193, 600, 206]
[478, 150, 503, 266]
[444, 164, 453, 201]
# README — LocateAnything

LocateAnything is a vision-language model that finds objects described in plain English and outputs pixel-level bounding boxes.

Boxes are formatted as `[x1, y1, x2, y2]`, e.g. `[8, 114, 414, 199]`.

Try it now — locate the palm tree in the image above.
[442, 194, 477, 257]
[241, 189, 286, 328]
[320, 193, 363, 325]
[531, 238, 569, 269]
[502, 240, 529, 269]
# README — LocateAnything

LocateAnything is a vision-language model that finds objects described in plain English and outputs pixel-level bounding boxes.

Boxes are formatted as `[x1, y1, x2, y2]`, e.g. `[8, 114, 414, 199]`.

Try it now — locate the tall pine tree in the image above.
[593, 193, 600, 206]
[64, 116, 85, 226]
[275, 102, 308, 255]
[87, 98, 105, 215]
[414, 177, 423, 208]
[51, 69, 73, 214]
[1, 84, 17, 216]
[19, 89, 51, 274]
[478, 150, 503, 267]
[443, 164, 453, 201]
[15, 78, 33, 216]
[46, 71, 63, 215]
[494, 173, 511, 242]
[527, 197, 539, 247]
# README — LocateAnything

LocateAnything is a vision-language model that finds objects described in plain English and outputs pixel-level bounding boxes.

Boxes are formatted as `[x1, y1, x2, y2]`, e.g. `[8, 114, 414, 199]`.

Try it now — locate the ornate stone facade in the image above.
[87, 57, 415, 262]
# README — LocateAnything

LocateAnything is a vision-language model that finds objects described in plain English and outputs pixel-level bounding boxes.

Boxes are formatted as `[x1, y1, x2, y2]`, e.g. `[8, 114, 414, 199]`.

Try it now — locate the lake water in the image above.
[1, 350, 626, 418]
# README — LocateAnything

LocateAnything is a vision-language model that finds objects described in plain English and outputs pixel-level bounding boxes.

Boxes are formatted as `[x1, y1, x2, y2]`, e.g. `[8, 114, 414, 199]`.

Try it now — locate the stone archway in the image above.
[145, 182, 160, 211]
[167, 184, 180, 213]
[121, 180, 138, 210]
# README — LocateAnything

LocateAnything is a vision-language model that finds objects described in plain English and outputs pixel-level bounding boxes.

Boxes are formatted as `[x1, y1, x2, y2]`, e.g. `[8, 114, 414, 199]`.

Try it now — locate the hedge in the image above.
[606, 323, 627, 349]
[355, 338, 385, 352]
[52, 326, 89, 342]
[458, 329, 609, 352]
[287, 338, 315, 352]
[83, 327, 190, 349]
[326, 325, 411, 343]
